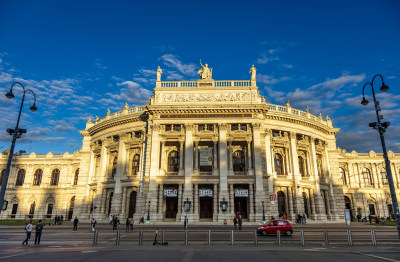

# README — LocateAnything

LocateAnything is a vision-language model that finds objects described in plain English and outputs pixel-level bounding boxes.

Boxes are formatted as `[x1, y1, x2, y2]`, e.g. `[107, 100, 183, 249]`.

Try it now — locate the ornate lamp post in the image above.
[361, 74, 400, 239]
[262, 201, 266, 223]
[220, 197, 228, 212]
[183, 198, 191, 230]
[0, 82, 37, 214]
[146, 201, 151, 221]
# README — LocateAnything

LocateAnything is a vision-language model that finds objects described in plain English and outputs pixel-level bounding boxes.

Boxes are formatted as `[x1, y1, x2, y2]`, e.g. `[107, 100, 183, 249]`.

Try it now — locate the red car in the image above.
[257, 220, 293, 236]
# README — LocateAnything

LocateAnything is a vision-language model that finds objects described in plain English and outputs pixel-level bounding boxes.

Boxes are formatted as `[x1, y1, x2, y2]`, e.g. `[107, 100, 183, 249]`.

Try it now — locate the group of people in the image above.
[53, 215, 63, 225]
[278, 212, 287, 220]
[109, 214, 121, 230]
[295, 214, 307, 224]
[125, 217, 134, 232]
[22, 220, 44, 246]
[233, 213, 243, 230]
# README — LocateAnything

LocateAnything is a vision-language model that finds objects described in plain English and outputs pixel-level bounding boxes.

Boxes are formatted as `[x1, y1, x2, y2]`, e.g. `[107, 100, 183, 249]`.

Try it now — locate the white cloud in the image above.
[94, 59, 107, 70]
[257, 74, 290, 85]
[138, 68, 156, 77]
[159, 54, 197, 76]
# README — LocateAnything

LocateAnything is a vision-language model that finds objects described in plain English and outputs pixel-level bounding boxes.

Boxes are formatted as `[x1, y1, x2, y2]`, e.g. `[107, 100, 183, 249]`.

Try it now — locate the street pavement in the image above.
[0, 222, 399, 261]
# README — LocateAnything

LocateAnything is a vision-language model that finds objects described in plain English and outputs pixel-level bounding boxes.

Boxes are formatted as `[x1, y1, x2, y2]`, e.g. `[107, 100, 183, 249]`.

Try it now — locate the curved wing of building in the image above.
[1, 64, 399, 223]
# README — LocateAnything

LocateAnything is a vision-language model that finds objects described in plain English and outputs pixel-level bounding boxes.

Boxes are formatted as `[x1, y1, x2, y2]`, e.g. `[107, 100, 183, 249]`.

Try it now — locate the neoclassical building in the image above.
[1, 64, 399, 223]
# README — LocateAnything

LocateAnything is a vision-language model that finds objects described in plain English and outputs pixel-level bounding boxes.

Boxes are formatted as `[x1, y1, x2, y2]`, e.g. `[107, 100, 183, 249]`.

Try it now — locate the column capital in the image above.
[289, 132, 297, 140]
[251, 122, 261, 130]
[218, 123, 228, 131]
[185, 123, 194, 132]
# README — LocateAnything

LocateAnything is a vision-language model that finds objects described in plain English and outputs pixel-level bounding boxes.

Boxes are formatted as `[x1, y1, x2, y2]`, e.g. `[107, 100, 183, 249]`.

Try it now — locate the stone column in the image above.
[121, 187, 127, 217]
[290, 132, 302, 215]
[158, 184, 163, 220]
[179, 141, 184, 176]
[111, 139, 127, 215]
[160, 141, 166, 176]
[100, 189, 107, 214]
[148, 124, 161, 217]
[310, 189, 316, 219]
[193, 184, 199, 221]
[288, 187, 294, 220]
[213, 184, 218, 222]
[176, 184, 182, 221]
[324, 146, 338, 220]
[374, 164, 381, 188]
[265, 129, 274, 192]
[324, 190, 331, 216]
[229, 184, 235, 216]
[94, 142, 109, 219]
[213, 139, 218, 176]
[194, 141, 199, 175]
[218, 124, 229, 221]
[247, 140, 253, 171]
[310, 137, 325, 220]
[182, 124, 194, 221]
[228, 140, 233, 172]
[252, 123, 266, 221]
[249, 184, 254, 221]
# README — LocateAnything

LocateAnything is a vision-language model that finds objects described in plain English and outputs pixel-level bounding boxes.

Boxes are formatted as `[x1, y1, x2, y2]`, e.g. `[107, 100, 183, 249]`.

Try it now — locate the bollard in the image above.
[93, 230, 98, 246]
[185, 230, 188, 246]
[231, 230, 234, 246]
[116, 230, 120, 245]
[139, 230, 143, 246]
[162, 230, 165, 244]
[324, 230, 329, 246]
[208, 230, 211, 246]
[347, 230, 353, 246]
[300, 230, 305, 246]
[371, 229, 377, 246]
[254, 230, 258, 246]
[277, 230, 281, 245]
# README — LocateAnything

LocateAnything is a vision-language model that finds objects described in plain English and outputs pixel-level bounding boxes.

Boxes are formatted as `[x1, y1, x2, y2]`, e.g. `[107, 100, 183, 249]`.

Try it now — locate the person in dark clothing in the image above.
[34, 220, 44, 245]
[60, 215, 64, 225]
[113, 217, 118, 230]
[125, 218, 130, 232]
[368, 214, 372, 224]
[73, 217, 79, 232]
[139, 217, 144, 224]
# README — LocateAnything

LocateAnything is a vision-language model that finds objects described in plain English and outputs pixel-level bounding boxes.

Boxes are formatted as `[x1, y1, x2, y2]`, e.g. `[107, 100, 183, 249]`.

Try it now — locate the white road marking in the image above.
[357, 253, 400, 262]
[81, 250, 98, 253]
[0, 253, 31, 259]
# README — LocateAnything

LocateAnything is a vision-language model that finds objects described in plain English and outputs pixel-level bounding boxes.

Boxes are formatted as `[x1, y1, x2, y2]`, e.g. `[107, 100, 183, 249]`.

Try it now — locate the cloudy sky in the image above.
[0, 0, 399, 154]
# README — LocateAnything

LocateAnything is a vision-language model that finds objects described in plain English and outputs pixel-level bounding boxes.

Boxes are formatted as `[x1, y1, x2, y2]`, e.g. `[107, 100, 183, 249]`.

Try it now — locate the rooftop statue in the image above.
[198, 60, 212, 79]
[249, 64, 256, 81]
[157, 66, 162, 81]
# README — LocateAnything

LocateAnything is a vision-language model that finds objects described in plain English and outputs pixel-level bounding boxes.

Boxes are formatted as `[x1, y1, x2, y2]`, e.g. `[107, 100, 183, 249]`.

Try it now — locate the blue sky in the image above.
[0, 0, 399, 154]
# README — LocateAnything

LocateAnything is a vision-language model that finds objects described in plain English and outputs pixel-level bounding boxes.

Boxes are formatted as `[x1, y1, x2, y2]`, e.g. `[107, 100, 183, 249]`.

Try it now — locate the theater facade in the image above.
[1, 64, 399, 223]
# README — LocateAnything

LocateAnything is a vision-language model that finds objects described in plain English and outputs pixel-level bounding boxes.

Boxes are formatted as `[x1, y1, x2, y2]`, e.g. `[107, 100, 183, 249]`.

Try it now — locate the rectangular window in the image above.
[135, 132, 141, 138]
[198, 125, 205, 131]
[11, 204, 18, 218]
[165, 125, 172, 131]
[207, 124, 214, 131]
[240, 124, 247, 131]
[231, 124, 238, 131]
[174, 125, 181, 131]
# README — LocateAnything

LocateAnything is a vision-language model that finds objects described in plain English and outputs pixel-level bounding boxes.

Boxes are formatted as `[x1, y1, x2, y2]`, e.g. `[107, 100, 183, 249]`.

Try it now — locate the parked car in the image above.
[257, 219, 293, 236]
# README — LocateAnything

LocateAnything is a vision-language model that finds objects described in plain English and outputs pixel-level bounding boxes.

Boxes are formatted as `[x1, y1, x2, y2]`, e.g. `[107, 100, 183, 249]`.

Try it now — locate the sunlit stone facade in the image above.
[1, 65, 399, 223]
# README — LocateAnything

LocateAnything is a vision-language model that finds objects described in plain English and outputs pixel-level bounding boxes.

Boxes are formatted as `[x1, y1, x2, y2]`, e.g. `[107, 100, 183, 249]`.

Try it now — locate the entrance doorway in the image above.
[200, 197, 213, 219]
[302, 192, 310, 217]
[68, 196, 75, 220]
[165, 197, 178, 219]
[128, 191, 137, 218]
[277, 191, 286, 214]
[234, 197, 248, 219]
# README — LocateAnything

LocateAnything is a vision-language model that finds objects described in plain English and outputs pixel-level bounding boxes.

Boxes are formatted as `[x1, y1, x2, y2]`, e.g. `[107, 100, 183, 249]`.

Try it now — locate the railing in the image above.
[268, 104, 328, 126]
[159, 80, 251, 88]
[96, 105, 146, 124]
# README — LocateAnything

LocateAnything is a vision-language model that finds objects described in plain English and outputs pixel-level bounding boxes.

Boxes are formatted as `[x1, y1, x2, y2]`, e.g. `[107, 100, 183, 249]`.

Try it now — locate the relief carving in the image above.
[156, 92, 252, 103]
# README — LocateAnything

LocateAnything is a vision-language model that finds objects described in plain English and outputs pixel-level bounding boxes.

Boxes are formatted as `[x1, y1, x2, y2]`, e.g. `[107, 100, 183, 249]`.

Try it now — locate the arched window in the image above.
[274, 153, 283, 175]
[233, 150, 245, 172]
[381, 168, 388, 185]
[15, 169, 25, 186]
[111, 157, 117, 178]
[132, 154, 140, 176]
[0, 169, 4, 186]
[339, 168, 347, 185]
[50, 169, 60, 186]
[298, 156, 305, 176]
[362, 168, 372, 186]
[33, 169, 43, 186]
[168, 151, 179, 172]
[317, 155, 323, 178]
[74, 168, 79, 185]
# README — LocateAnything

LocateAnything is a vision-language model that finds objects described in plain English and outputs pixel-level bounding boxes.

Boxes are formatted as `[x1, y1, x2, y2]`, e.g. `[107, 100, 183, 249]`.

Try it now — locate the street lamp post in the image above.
[0, 82, 37, 215]
[361, 74, 400, 239]
[147, 201, 151, 221]
[262, 201, 266, 223]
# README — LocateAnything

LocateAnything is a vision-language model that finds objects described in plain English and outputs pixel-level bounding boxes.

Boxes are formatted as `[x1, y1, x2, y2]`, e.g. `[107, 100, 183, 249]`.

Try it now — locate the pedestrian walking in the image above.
[129, 218, 134, 231]
[34, 220, 44, 245]
[60, 215, 64, 225]
[233, 217, 237, 230]
[375, 216, 379, 228]
[125, 217, 130, 232]
[22, 220, 33, 245]
[109, 214, 113, 225]
[73, 217, 79, 232]
[54, 215, 57, 226]
[368, 214, 372, 224]
[302, 214, 307, 224]
[238, 215, 242, 230]
[139, 217, 144, 224]
[91, 218, 97, 231]
[113, 216, 118, 231]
